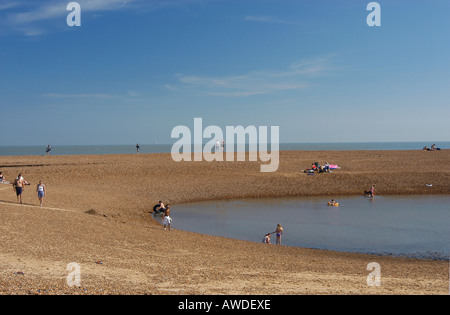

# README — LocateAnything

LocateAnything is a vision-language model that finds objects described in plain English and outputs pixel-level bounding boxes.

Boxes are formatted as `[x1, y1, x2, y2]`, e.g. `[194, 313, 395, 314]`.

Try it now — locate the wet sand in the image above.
[0, 150, 449, 295]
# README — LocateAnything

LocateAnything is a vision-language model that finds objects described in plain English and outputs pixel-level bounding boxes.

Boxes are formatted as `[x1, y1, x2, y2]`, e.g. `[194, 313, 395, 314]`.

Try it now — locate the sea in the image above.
[0, 142, 448, 157]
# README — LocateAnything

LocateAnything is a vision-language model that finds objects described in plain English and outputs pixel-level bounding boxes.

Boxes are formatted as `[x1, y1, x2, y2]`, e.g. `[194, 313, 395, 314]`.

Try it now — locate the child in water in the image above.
[272, 224, 283, 245]
[262, 233, 271, 244]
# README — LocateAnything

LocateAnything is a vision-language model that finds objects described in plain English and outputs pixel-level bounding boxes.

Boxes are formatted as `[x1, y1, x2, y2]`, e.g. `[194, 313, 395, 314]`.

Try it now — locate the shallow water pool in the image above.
[161, 195, 450, 260]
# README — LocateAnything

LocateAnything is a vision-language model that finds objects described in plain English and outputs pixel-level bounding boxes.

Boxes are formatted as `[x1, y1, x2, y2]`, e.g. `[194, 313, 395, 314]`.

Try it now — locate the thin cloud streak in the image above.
[243, 15, 299, 25]
[0, 2, 20, 10]
[2, 0, 167, 36]
[173, 56, 335, 97]
[45, 93, 117, 100]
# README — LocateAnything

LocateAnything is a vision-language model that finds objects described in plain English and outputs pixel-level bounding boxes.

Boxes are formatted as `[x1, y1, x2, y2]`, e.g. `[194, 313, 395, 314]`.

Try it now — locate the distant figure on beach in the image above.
[13, 174, 27, 204]
[215, 139, 220, 153]
[272, 224, 283, 245]
[0, 172, 5, 183]
[163, 205, 172, 230]
[46, 145, 52, 156]
[221, 138, 225, 152]
[262, 233, 271, 244]
[136, 144, 140, 153]
[36, 181, 46, 207]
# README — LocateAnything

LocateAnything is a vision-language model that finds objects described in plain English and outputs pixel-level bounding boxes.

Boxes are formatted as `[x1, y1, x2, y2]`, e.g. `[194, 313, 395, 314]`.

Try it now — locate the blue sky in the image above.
[0, 0, 449, 145]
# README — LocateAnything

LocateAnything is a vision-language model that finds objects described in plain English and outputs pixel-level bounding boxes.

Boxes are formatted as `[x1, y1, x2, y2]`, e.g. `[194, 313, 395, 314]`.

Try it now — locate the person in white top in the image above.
[36, 181, 46, 207]
[215, 139, 220, 153]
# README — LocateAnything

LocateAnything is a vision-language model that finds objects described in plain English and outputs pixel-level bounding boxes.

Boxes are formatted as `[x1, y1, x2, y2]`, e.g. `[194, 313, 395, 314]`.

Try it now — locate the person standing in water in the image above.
[36, 181, 46, 207]
[369, 184, 375, 197]
[272, 224, 284, 245]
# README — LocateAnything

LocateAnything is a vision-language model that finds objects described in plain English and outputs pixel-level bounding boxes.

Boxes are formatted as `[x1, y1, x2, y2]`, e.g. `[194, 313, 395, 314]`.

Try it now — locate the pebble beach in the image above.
[0, 150, 449, 295]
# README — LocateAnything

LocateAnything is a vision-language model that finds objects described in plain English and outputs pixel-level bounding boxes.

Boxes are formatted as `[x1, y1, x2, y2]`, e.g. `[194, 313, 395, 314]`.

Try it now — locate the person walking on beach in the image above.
[163, 205, 172, 230]
[36, 181, 46, 207]
[13, 174, 26, 204]
[272, 224, 284, 245]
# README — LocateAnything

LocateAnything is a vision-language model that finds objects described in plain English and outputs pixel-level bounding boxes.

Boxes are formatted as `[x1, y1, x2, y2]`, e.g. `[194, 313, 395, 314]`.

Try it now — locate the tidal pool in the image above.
[156, 195, 450, 260]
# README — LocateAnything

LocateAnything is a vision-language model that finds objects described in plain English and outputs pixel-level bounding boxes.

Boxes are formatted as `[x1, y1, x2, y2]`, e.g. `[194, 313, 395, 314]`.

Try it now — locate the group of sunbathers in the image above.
[304, 162, 331, 173]
[423, 144, 441, 151]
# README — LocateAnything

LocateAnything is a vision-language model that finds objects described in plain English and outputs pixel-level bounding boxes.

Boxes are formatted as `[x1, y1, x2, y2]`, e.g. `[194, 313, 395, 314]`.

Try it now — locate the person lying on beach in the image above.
[262, 233, 271, 244]
[0, 172, 5, 183]
[430, 144, 441, 151]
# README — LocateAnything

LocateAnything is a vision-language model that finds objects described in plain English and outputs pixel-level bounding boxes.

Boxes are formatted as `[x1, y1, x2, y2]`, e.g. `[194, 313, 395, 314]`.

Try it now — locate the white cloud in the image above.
[2, 0, 151, 36]
[173, 56, 334, 97]
[0, 2, 19, 11]
[45, 93, 116, 100]
[12, 0, 138, 23]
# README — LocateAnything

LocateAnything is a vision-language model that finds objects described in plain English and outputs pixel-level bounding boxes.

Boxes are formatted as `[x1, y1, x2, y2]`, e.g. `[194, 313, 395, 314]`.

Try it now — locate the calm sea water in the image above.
[166, 195, 450, 260]
[0, 142, 449, 156]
